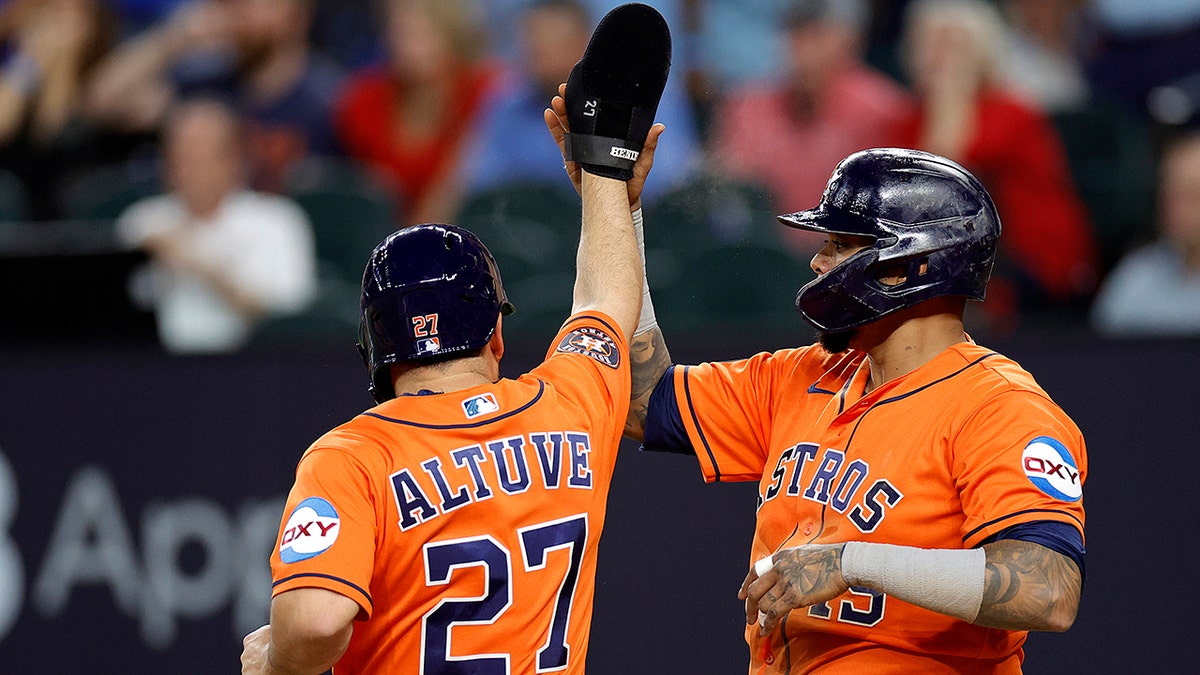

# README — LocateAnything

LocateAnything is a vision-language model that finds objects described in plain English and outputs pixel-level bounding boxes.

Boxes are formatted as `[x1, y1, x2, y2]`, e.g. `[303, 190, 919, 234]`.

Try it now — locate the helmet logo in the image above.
[416, 337, 441, 354]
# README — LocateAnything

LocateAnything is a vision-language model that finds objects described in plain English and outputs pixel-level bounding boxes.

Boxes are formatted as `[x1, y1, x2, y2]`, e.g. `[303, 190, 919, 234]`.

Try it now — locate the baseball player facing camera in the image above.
[618, 147, 1088, 673]
[240, 4, 672, 673]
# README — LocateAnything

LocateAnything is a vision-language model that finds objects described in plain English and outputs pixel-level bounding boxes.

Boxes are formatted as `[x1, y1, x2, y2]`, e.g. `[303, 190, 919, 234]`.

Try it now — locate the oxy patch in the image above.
[1021, 436, 1082, 502]
[279, 497, 340, 563]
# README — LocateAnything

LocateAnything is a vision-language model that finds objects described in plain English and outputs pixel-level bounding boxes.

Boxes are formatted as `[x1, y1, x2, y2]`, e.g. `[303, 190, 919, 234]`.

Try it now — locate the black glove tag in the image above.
[564, 3, 672, 181]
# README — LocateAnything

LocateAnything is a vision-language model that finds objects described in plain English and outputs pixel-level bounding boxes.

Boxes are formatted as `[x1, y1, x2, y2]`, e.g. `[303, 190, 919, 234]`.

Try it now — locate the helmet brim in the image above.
[777, 206, 881, 239]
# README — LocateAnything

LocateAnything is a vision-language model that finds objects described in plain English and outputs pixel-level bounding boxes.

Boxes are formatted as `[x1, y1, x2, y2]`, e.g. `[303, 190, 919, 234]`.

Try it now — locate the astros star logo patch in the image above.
[556, 326, 620, 368]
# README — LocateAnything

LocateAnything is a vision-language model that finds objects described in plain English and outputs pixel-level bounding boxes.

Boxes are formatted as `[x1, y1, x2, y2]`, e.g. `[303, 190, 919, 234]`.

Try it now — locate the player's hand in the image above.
[544, 82, 664, 210]
[240, 624, 272, 674]
[739, 544, 849, 636]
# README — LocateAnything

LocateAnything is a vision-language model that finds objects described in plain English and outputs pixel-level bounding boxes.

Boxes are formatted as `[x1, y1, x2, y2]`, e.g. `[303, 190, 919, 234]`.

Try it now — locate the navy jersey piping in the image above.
[682, 366, 722, 481]
[844, 353, 997, 449]
[963, 508, 1085, 542]
[563, 313, 621, 341]
[274, 572, 374, 609]
[364, 381, 546, 429]
[836, 375, 857, 415]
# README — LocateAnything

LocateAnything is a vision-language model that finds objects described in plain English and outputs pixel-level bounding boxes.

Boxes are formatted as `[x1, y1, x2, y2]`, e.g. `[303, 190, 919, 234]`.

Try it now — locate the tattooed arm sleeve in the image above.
[624, 325, 672, 440]
[975, 539, 1081, 632]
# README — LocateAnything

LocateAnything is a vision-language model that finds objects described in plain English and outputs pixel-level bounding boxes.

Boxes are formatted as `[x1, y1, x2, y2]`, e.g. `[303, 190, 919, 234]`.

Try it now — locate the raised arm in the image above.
[543, 3, 676, 436]
[573, 171, 643, 338]
[626, 323, 672, 440]
[545, 86, 672, 439]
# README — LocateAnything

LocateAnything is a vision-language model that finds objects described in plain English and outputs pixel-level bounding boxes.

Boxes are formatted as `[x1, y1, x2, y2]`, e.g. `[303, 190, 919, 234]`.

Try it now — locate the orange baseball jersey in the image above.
[668, 340, 1086, 673]
[270, 312, 630, 674]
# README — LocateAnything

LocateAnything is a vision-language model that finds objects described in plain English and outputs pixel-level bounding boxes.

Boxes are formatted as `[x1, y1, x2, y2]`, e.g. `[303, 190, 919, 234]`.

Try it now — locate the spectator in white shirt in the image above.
[116, 97, 317, 353]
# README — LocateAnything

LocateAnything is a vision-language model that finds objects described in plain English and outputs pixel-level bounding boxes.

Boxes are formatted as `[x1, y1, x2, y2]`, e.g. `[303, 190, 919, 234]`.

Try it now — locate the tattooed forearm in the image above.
[624, 325, 672, 440]
[975, 539, 1081, 632]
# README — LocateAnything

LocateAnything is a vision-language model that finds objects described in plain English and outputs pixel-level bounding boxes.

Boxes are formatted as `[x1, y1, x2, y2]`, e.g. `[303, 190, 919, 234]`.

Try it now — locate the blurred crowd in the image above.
[2, 0, 1200, 352]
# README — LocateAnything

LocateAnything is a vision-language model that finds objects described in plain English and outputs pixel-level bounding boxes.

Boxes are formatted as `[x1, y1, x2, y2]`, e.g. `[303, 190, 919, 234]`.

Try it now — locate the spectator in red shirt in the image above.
[334, 0, 499, 225]
[708, 0, 911, 254]
[895, 0, 1099, 330]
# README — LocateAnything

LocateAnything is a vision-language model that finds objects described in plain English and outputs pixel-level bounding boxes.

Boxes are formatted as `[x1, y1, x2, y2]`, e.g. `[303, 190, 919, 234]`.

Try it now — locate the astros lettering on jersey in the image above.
[271, 313, 629, 674]
[670, 341, 1086, 673]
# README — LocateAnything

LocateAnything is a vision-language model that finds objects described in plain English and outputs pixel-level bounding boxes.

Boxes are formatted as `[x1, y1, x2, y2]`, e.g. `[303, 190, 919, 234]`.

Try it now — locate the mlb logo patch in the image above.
[556, 326, 620, 368]
[279, 497, 341, 563]
[462, 393, 500, 419]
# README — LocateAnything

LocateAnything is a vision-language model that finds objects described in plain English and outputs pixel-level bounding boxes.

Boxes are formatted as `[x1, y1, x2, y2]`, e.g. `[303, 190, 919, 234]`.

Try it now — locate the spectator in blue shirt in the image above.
[464, 0, 698, 203]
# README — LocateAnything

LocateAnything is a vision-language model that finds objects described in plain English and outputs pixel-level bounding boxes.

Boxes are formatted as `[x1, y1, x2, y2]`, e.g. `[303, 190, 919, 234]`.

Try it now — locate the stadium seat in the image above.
[456, 182, 583, 339]
[283, 157, 401, 288]
[456, 181, 582, 269]
[59, 161, 161, 221]
[1051, 103, 1156, 267]
[0, 168, 30, 223]
[249, 277, 362, 347]
[655, 243, 813, 336]
[643, 174, 780, 253]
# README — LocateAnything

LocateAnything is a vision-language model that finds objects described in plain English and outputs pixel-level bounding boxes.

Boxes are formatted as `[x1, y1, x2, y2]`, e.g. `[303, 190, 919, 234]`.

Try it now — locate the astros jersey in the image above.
[665, 341, 1086, 673]
[270, 313, 630, 674]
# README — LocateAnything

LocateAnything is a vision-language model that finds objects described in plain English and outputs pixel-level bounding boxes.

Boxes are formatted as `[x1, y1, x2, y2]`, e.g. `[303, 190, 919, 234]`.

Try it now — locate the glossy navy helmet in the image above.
[777, 148, 1001, 332]
[358, 224, 515, 403]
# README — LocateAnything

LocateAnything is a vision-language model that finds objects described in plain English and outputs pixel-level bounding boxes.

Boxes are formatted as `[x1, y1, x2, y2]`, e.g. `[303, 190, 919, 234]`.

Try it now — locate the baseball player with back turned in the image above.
[239, 4, 674, 673]
[594, 145, 1086, 672]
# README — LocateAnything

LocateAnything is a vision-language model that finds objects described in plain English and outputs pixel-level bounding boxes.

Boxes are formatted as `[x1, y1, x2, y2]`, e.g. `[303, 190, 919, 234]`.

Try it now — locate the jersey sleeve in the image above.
[270, 443, 378, 619]
[527, 311, 631, 430]
[670, 352, 782, 483]
[954, 390, 1088, 548]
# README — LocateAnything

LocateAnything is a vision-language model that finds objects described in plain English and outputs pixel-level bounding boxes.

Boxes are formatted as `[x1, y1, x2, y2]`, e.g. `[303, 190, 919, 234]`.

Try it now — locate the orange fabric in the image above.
[674, 342, 1086, 673]
[270, 312, 629, 674]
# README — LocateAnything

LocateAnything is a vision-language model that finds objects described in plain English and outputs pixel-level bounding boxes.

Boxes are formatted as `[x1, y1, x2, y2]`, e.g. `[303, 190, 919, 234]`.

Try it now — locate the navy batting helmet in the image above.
[778, 148, 1001, 333]
[358, 224, 515, 404]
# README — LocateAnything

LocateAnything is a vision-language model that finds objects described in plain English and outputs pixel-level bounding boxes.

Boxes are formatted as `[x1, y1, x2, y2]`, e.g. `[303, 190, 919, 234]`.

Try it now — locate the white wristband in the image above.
[841, 542, 986, 623]
[754, 556, 773, 577]
[631, 207, 658, 336]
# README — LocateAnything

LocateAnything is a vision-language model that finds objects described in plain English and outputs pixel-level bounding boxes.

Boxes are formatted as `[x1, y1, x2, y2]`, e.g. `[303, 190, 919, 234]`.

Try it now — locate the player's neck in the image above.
[392, 356, 499, 396]
[859, 307, 966, 393]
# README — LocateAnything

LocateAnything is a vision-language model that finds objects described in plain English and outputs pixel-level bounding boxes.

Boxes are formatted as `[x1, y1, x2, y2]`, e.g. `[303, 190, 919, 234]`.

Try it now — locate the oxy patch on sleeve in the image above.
[1021, 437, 1082, 502]
[279, 497, 341, 563]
